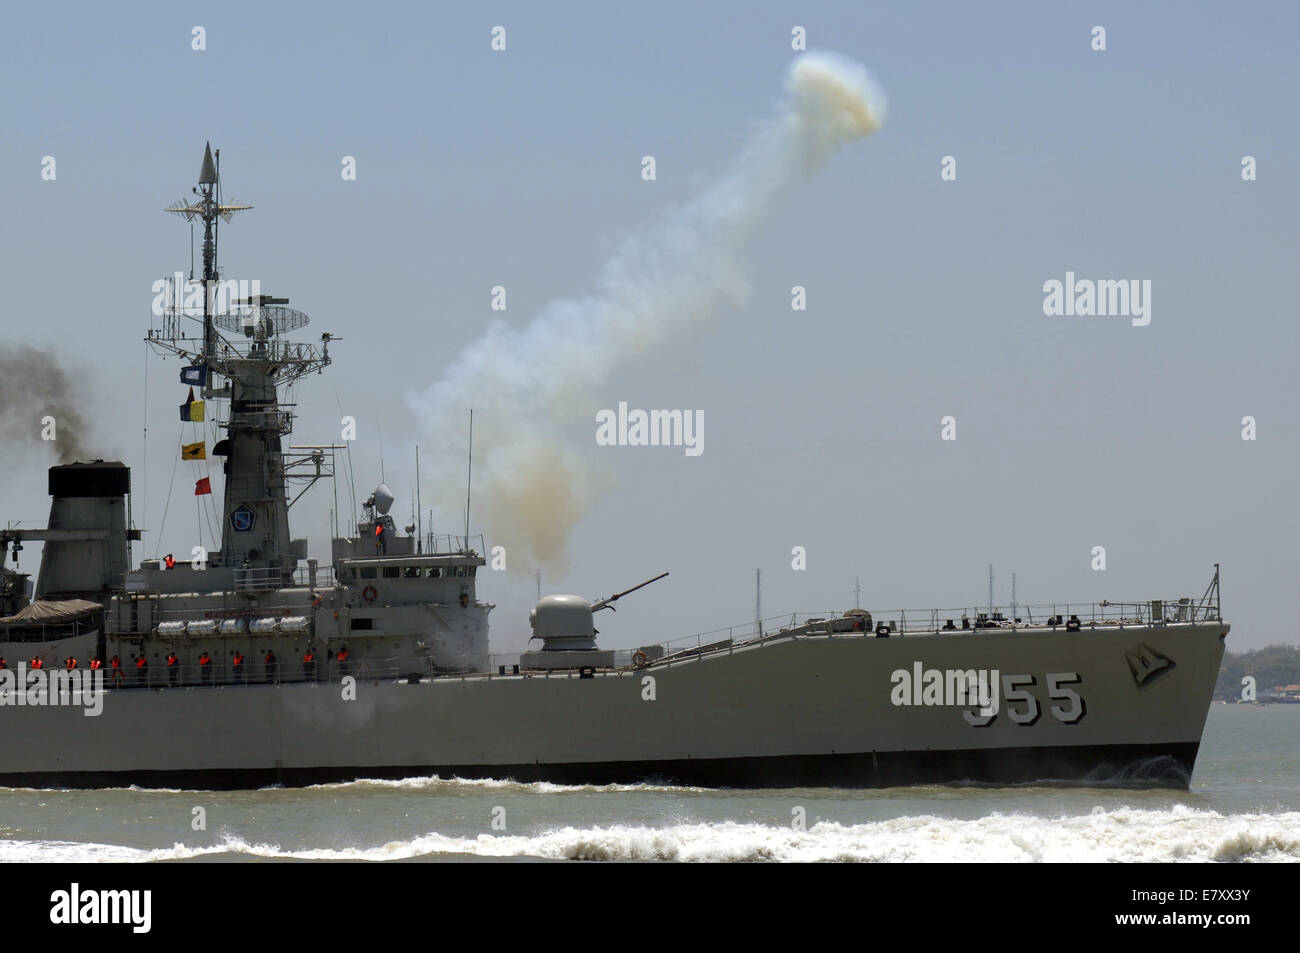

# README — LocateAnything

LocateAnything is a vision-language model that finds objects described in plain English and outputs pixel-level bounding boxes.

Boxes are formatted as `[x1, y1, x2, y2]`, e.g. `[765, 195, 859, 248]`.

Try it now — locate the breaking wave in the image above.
[302, 775, 714, 795]
[2, 805, 1296, 863]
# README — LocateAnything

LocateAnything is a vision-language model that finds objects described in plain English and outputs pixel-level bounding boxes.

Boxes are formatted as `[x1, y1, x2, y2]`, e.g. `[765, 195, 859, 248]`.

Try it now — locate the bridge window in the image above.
[359, 567, 377, 579]
[382, 566, 400, 579]
[403, 566, 421, 578]
[426, 567, 442, 578]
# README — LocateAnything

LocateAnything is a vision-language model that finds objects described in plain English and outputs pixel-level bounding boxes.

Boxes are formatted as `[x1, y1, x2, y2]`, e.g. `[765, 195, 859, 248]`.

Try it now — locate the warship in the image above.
[0, 146, 1228, 790]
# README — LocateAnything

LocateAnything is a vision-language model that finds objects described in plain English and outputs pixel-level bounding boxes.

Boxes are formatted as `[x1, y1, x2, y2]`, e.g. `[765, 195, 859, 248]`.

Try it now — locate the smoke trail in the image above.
[0, 346, 91, 464]
[412, 52, 886, 571]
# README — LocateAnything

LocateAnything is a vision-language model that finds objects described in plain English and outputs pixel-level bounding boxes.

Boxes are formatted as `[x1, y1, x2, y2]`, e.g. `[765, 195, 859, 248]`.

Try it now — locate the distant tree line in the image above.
[1215, 644, 1300, 695]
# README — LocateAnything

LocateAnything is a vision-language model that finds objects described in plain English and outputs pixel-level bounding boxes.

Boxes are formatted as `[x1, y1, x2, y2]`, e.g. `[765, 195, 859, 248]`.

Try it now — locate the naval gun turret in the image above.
[521, 572, 667, 671]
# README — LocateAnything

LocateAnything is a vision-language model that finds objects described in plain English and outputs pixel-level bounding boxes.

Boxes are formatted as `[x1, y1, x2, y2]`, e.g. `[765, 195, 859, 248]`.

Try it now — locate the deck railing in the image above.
[419, 533, 485, 556]
[640, 567, 1225, 668]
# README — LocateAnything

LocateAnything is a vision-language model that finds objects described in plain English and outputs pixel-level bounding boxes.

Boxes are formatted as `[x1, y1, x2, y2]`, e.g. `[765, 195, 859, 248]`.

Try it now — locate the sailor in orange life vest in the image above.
[0, 658, 7, 670]
[166, 651, 179, 686]
[164, 553, 176, 569]
[135, 653, 148, 684]
[89, 656, 102, 671]
[64, 657, 77, 671]
[374, 523, 386, 555]
[264, 649, 278, 683]
[335, 644, 350, 676]
[232, 650, 245, 681]
[302, 647, 316, 681]
[198, 650, 212, 684]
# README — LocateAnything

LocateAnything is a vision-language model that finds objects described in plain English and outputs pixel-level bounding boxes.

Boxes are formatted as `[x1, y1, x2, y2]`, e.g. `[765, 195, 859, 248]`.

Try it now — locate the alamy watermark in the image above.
[891, 663, 1000, 716]
[151, 273, 262, 317]
[1042, 271, 1151, 327]
[50, 883, 150, 933]
[0, 666, 105, 717]
[596, 402, 703, 456]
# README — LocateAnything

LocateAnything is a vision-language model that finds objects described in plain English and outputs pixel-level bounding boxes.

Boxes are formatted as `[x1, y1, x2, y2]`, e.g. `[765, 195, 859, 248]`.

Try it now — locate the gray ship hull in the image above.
[0, 620, 1226, 790]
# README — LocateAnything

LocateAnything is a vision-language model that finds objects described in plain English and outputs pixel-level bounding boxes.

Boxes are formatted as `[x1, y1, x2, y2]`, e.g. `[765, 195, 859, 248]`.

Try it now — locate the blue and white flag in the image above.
[180, 364, 207, 386]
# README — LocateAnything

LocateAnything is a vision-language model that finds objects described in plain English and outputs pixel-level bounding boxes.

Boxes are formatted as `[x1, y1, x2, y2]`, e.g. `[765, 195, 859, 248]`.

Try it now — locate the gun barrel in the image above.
[592, 571, 669, 611]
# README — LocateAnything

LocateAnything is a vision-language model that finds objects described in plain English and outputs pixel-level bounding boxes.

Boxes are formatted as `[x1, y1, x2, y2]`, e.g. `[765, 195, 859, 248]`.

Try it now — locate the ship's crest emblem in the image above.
[1126, 643, 1175, 687]
[230, 505, 256, 533]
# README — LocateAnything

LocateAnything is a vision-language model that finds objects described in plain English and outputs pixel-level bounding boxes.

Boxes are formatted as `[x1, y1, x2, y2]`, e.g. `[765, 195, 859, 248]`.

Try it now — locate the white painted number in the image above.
[1046, 672, 1085, 723]
[1003, 673, 1040, 726]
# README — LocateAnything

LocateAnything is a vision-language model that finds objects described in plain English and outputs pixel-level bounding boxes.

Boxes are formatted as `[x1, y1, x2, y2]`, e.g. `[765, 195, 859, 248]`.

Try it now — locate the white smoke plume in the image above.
[411, 52, 887, 572]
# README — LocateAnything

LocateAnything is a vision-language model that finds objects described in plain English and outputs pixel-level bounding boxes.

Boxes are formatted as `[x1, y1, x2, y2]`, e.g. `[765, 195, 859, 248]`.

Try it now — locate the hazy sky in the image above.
[2, 1, 1295, 653]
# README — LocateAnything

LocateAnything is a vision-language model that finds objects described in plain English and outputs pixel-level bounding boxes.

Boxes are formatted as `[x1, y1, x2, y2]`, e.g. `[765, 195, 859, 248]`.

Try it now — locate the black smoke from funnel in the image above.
[0, 346, 91, 464]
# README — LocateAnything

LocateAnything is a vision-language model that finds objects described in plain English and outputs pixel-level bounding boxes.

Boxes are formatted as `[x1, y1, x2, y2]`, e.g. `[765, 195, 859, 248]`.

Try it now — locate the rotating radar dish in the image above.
[214, 305, 310, 337]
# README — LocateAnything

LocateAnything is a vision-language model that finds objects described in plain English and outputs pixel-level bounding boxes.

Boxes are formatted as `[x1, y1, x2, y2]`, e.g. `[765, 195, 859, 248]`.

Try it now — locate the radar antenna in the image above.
[163, 142, 252, 362]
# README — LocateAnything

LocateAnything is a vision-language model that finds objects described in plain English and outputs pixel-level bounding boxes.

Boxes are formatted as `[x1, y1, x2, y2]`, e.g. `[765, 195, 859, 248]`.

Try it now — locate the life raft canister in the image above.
[632, 650, 649, 667]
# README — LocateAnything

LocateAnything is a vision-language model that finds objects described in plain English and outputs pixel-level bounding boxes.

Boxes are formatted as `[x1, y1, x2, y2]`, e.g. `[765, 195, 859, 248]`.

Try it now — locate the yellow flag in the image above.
[181, 441, 206, 461]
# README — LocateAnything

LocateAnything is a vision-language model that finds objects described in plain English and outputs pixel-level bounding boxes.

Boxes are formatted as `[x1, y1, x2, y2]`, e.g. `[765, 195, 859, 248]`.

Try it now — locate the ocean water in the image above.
[1, 703, 1296, 863]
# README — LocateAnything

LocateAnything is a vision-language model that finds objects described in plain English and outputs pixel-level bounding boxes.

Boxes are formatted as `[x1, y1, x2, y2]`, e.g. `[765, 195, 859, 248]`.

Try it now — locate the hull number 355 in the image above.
[964, 672, 1086, 727]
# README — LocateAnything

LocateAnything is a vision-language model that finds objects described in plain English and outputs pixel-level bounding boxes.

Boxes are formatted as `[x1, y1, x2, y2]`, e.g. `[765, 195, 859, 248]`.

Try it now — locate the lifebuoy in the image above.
[362, 586, 378, 603]
[357, 661, 372, 678]
[632, 650, 648, 667]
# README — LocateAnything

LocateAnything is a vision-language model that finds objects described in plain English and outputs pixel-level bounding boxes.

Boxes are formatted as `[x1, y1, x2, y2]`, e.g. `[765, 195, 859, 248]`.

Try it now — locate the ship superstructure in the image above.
[2, 144, 491, 687]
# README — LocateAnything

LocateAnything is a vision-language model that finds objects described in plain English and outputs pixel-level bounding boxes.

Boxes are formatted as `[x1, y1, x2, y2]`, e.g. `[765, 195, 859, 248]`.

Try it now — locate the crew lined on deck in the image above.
[27, 647, 374, 687]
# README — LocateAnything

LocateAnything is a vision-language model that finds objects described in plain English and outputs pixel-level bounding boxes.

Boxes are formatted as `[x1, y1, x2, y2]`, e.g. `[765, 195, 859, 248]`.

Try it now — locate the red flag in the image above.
[194, 477, 212, 496]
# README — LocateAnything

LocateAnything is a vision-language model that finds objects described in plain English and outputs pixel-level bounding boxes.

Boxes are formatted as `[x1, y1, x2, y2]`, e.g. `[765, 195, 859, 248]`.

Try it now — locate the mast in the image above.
[152, 144, 334, 582]
[465, 410, 473, 547]
[198, 143, 218, 360]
